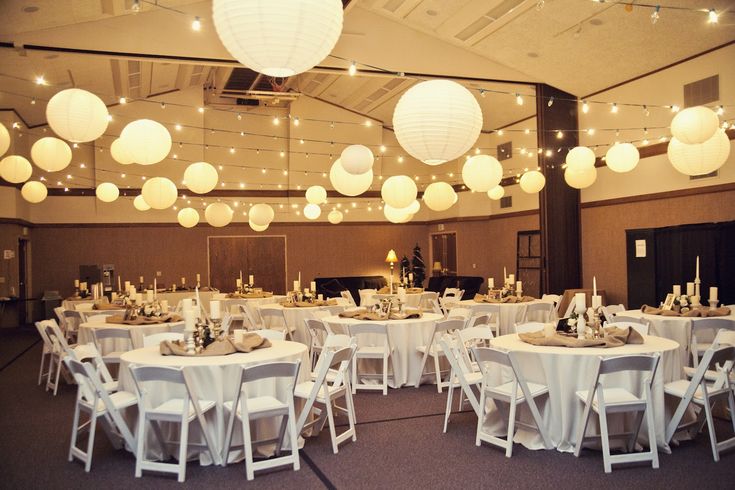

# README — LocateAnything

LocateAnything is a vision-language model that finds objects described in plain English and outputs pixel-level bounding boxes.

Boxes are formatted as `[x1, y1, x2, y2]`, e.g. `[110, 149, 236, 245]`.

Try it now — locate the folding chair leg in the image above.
[382, 354, 388, 395]
[351, 357, 358, 395]
[645, 403, 660, 469]
[243, 413, 255, 481]
[443, 375, 455, 433]
[325, 399, 339, 454]
[433, 355, 442, 393]
[85, 411, 98, 472]
[53, 358, 63, 396]
[135, 416, 146, 478]
[599, 408, 612, 473]
[703, 402, 720, 462]
[178, 416, 189, 482]
[476, 390, 487, 447]
[505, 399, 517, 458]
[345, 389, 357, 442]
[69, 402, 81, 462]
[38, 352, 48, 385]
[415, 350, 430, 388]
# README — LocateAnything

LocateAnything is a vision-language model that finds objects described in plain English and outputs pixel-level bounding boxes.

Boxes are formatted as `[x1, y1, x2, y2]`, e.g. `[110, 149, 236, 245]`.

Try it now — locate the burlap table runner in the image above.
[338, 309, 423, 321]
[406, 288, 424, 294]
[226, 292, 273, 299]
[519, 326, 644, 348]
[105, 314, 183, 325]
[281, 299, 338, 308]
[93, 303, 122, 310]
[473, 294, 536, 304]
[159, 333, 271, 356]
[640, 305, 731, 317]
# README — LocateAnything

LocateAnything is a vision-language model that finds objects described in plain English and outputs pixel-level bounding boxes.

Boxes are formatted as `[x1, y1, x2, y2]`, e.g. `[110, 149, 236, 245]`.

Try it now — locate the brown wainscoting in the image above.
[581, 182, 735, 209]
[208, 235, 287, 294]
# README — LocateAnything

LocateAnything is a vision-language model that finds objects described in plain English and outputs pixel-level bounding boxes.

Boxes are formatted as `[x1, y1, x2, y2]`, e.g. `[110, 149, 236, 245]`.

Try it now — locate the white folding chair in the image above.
[91, 327, 133, 369]
[65, 342, 118, 393]
[415, 318, 464, 393]
[683, 329, 735, 382]
[427, 298, 445, 317]
[514, 322, 547, 334]
[541, 294, 561, 312]
[601, 304, 626, 322]
[358, 289, 378, 307]
[63, 310, 83, 343]
[562, 300, 577, 318]
[54, 306, 69, 333]
[419, 291, 439, 310]
[439, 288, 464, 313]
[447, 307, 472, 324]
[142, 332, 185, 348]
[305, 318, 333, 370]
[258, 307, 293, 341]
[475, 304, 501, 337]
[348, 323, 395, 395]
[35, 321, 54, 386]
[42, 320, 73, 395]
[574, 354, 661, 473]
[690, 318, 735, 369]
[467, 314, 491, 329]
[223, 361, 301, 480]
[340, 290, 357, 307]
[458, 325, 495, 373]
[522, 302, 555, 324]
[439, 335, 483, 433]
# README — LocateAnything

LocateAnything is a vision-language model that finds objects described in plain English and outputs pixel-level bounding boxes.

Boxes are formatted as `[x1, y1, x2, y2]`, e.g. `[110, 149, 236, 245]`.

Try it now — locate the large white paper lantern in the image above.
[249, 220, 269, 232]
[565, 146, 596, 172]
[423, 182, 456, 211]
[133, 195, 150, 211]
[249, 203, 275, 226]
[205, 203, 233, 227]
[329, 159, 373, 196]
[405, 200, 420, 214]
[111, 138, 135, 165]
[212, 0, 343, 77]
[564, 166, 598, 189]
[0, 122, 9, 156]
[605, 143, 640, 173]
[519, 170, 546, 193]
[45, 88, 109, 143]
[177, 207, 200, 228]
[95, 182, 119, 202]
[487, 185, 505, 200]
[327, 209, 343, 224]
[667, 130, 730, 176]
[462, 155, 503, 192]
[383, 204, 413, 224]
[0, 155, 32, 183]
[184, 162, 218, 194]
[393, 80, 482, 165]
[305, 185, 327, 204]
[304, 203, 321, 220]
[31, 137, 72, 172]
[120, 119, 172, 165]
[340, 145, 374, 175]
[381, 175, 417, 209]
[671, 106, 719, 145]
[21, 181, 47, 203]
[141, 177, 178, 209]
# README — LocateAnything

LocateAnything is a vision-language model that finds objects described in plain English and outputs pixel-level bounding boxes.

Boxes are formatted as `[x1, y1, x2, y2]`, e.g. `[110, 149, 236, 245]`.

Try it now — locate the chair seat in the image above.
[356, 346, 389, 357]
[664, 379, 717, 401]
[102, 380, 119, 393]
[294, 380, 344, 402]
[462, 371, 483, 385]
[683, 366, 735, 383]
[488, 381, 548, 401]
[85, 390, 137, 412]
[224, 396, 287, 416]
[416, 344, 445, 357]
[694, 343, 714, 354]
[575, 388, 641, 411]
[151, 398, 216, 417]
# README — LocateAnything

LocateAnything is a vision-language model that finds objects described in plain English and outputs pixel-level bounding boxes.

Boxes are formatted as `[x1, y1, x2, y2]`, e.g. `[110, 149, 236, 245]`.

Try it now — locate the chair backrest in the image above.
[428, 298, 444, 316]
[35, 320, 53, 347]
[63, 310, 83, 332]
[143, 332, 185, 348]
[54, 306, 67, 328]
[459, 325, 495, 344]
[237, 304, 260, 329]
[608, 320, 649, 336]
[419, 291, 439, 309]
[40, 319, 70, 352]
[258, 307, 285, 321]
[240, 360, 301, 385]
[714, 329, 735, 347]
[609, 315, 648, 325]
[581, 354, 660, 404]
[359, 289, 378, 307]
[562, 301, 576, 318]
[347, 322, 388, 343]
[340, 290, 357, 307]
[514, 322, 546, 334]
[691, 318, 735, 346]
[305, 318, 331, 348]
[75, 302, 95, 311]
[249, 329, 285, 341]
[434, 318, 465, 335]
[438, 335, 476, 387]
[66, 342, 116, 386]
[86, 314, 113, 323]
[443, 288, 464, 300]
[129, 365, 193, 413]
[541, 294, 561, 309]
[524, 302, 555, 323]
[92, 327, 132, 342]
[323, 334, 352, 350]
[468, 314, 491, 328]
[601, 304, 625, 320]
[472, 346, 512, 370]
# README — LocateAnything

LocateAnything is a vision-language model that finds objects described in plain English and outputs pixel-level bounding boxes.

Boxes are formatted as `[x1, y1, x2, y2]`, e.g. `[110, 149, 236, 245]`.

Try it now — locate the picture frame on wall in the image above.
[662, 293, 675, 310]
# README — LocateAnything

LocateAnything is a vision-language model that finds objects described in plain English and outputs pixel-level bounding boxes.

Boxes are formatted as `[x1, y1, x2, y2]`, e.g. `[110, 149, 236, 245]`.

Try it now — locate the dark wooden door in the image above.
[517, 230, 542, 298]
[431, 232, 457, 276]
[208, 236, 287, 294]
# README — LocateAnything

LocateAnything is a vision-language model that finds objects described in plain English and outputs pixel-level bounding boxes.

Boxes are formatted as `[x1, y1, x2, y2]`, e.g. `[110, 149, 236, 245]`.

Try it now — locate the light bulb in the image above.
[547, 96, 554, 107]
[273, 116, 279, 125]
[379, 145, 386, 153]
[119, 96, 127, 104]
[348, 61, 357, 76]
[650, 5, 660, 24]
[611, 103, 618, 113]
[708, 9, 718, 24]
[581, 100, 589, 114]
[516, 93, 524, 105]
[716, 105, 724, 116]
[192, 16, 201, 31]
[293, 116, 300, 126]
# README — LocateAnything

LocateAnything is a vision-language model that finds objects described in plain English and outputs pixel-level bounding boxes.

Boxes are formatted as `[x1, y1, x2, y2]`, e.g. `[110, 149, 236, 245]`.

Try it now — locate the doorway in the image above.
[517, 230, 542, 298]
[208, 235, 287, 294]
[430, 232, 457, 276]
[18, 238, 28, 325]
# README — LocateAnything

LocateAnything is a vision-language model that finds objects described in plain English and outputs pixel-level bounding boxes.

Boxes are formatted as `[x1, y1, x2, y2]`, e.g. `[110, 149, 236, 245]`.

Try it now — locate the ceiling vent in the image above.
[500, 196, 513, 209]
[683, 75, 719, 108]
[455, 0, 525, 42]
[127, 60, 142, 98]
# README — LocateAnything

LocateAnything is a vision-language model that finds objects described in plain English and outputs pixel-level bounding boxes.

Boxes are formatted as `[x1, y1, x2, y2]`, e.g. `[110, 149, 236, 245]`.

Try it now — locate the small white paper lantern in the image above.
[95, 182, 119, 202]
[120, 119, 172, 165]
[31, 137, 72, 172]
[205, 202, 233, 227]
[462, 155, 503, 192]
[405, 200, 420, 214]
[177, 207, 200, 228]
[423, 182, 457, 211]
[110, 138, 135, 165]
[0, 122, 10, 156]
[565, 146, 596, 172]
[393, 79, 482, 165]
[487, 185, 505, 200]
[383, 204, 414, 224]
[21, 181, 47, 203]
[45, 88, 109, 142]
[605, 143, 640, 173]
[519, 170, 546, 193]
[249, 203, 275, 226]
[340, 145, 374, 175]
[329, 159, 373, 196]
[304, 203, 321, 220]
[184, 162, 218, 194]
[327, 209, 343, 224]
[564, 166, 598, 189]
[133, 195, 150, 211]
[212, 0, 343, 77]
[141, 177, 178, 209]
[0, 155, 32, 183]
[249, 220, 269, 232]
[381, 175, 417, 209]
[667, 130, 730, 176]
[305, 185, 327, 204]
[671, 106, 720, 145]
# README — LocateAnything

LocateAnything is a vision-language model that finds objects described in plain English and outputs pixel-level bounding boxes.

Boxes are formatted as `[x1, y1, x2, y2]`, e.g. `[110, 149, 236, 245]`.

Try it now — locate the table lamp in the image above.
[386, 249, 398, 295]
[433, 261, 442, 274]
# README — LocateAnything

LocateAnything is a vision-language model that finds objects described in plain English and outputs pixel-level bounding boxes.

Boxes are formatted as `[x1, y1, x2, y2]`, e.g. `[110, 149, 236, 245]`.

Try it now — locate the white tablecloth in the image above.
[323, 312, 443, 388]
[483, 334, 681, 453]
[459, 299, 553, 335]
[119, 341, 309, 465]
[258, 303, 345, 344]
[78, 309, 127, 323]
[78, 321, 185, 353]
[62, 299, 96, 310]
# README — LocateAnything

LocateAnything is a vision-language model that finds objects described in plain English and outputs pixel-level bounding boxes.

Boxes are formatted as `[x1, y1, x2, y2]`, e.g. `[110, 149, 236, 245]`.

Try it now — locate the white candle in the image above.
[118, 276, 122, 292]
[182, 298, 193, 311]
[181, 276, 186, 285]
[298, 271, 302, 286]
[111, 292, 118, 301]
[160, 300, 169, 312]
[574, 292, 586, 312]
[593, 276, 597, 296]
[686, 282, 695, 296]
[710, 287, 718, 301]
[196, 273, 201, 282]
[592, 295, 602, 309]
[249, 274, 254, 285]
[409, 272, 414, 282]
[74, 279, 79, 288]
[124, 280, 130, 290]
[293, 280, 300, 292]
[210, 300, 221, 319]
[488, 277, 494, 289]
[236, 278, 242, 288]
[240, 270, 243, 283]
[139, 276, 144, 284]
[696, 256, 700, 279]
[153, 278, 157, 299]
[80, 281, 87, 291]
[508, 274, 515, 285]
[304, 288, 310, 294]
[129, 286, 136, 296]
[503, 267, 507, 283]
[146, 290, 154, 303]
[673, 285, 681, 297]
[311, 281, 317, 293]
[318, 294, 323, 301]
[184, 308, 195, 332]
[516, 280, 522, 291]
[135, 293, 143, 304]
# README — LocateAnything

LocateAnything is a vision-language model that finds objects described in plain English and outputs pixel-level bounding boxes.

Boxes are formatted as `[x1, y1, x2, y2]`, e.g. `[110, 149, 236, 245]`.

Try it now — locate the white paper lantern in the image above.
[329, 159, 373, 196]
[304, 203, 321, 220]
[423, 182, 457, 211]
[95, 182, 119, 202]
[21, 181, 47, 203]
[184, 162, 218, 194]
[564, 166, 598, 189]
[133, 195, 150, 211]
[305, 185, 327, 204]
[667, 130, 730, 176]
[565, 146, 596, 172]
[249, 220, 269, 232]
[405, 200, 420, 214]
[141, 177, 178, 209]
[327, 209, 343, 224]
[605, 143, 640, 173]
[519, 170, 546, 193]
[340, 145, 374, 175]
[212, 0, 343, 77]
[487, 185, 505, 200]
[205, 203, 233, 227]
[393, 79, 482, 165]
[31, 137, 72, 172]
[249, 203, 275, 226]
[383, 204, 413, 224]
[111, 138, 135, 165]
[381, 175, 417, 209]
[177, 207, 200, 228]
[45, 88, 109, 143]
[0, 122, 10, 156]
[0, 155, 32, 183]
[671, 106, 720, 145]
[462, 155, 503, 192]
[120, 119, 172, 165]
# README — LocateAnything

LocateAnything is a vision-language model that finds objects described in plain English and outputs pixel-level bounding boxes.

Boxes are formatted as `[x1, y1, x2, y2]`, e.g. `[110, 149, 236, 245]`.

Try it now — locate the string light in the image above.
[716, 105, 725, 116]
[515, 93, 524, 105]
[650, 5, 660, 24]
[175, 124, 182, 131]
[380, 145, 386, 153]
[273, 116, 280, 125]
[192, 16, 201, 31]
[131, 0, 141, 12]
[707, 9, 718, 24]
[119, 96, 127, 104]
[365, 120, 373, 127]
[582, 100, 589, 114]
[497, 130, 504, 136]
[348, 61, 357, 76]
[547, 96, 554, 107]
[524, 129, 530, 135]
[611, 103, 618, 114]
[587, 128, 595, 135]
[237, 113, 242, 120]
[35, 75, 46, 85]
[30, 98, 36, 105]
[293, 116, 300, 126]
[556, 130, 564, 139]
[670, 105, 680, 113]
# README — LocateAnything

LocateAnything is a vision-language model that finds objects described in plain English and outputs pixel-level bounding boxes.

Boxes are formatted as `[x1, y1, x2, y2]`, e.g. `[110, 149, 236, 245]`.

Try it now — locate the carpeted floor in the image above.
[1, 326, 734, 489]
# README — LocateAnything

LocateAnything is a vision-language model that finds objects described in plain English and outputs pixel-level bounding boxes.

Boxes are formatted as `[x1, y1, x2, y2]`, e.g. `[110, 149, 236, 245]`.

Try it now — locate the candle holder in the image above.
[709, 299, 719, 309]
[690, 294, 701, 308]
[575, 303, 586, 340]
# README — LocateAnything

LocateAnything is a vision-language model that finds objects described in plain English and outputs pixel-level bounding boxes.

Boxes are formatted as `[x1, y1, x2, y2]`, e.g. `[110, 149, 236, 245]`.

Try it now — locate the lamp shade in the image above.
[565, 146, 596, 172]
[205, 202, 233, 227]
[31, 137, 72, 172]
[212, 0, 343, 77]
[487, 185, 505, 200]
[519, 170, 545, 193]
[381, 175, 417, 209]
[327, 209, 343, 224]
[305, 185, 327, 204]
[177, 207, 200, 228]
[110, 138, 135, 165]
[393, 79, 482, 165]
[340, 144, 374, 175]
[329, 159, 373, 196]
[462, 155, 503, 192]
[605, 143, 640, 173]
[184, 162, 218, 194]
[423, 182, 456, 211]
[249, 220, 269, 232]
[564, 166, 598, 189]
[385, 249, 398, 263]
[303, 203, 321, 220]
[95, 182, 120, 203]
[667, 130, 730, 176]
[120, 119, 172, 165]
[21, 181, 47, 203]
[133, 195, 150, 211]
[0, 122, 10, 156]
[45, 88, 109, 143]
[0, 155, 32, 183]
[141, 177, 178, 209]
[249, 203, 275, 226]
[671, 106, 720, 145]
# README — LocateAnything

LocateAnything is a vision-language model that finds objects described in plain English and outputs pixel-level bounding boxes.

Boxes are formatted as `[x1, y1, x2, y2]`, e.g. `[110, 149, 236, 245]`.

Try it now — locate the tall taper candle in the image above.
[710, 287, 718, 302]
[153, 278, 157, 299]
[311, 281, 317, 293]
[249, 274, 254, 285]
[118, 276, 122, 292]
[696, 256, 700, 279]
[593, 276, 597, 296]
[673, 285, 681, 297]
[503, 267, 507, 284]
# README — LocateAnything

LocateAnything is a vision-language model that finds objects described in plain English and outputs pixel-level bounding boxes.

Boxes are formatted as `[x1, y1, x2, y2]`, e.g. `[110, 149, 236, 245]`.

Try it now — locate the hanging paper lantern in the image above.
[177, 207, 200, 228]
[21, 181, 47, 203]
[393, 79, 482, 165]
[95, 182, 120, 202]
[565, 146, 596, 172]
[381, 175, 417, 209]
[249, 203, 275, 226]
[212, 0, 343, 77]
[0, 155, 32, 183]
[305, 185, 327, 204]
[0, 122, 10, 156]
[110, 138, 135, 165]
[120, 119, 172, 165]
[31, 137, 72, 172]
[304, 203, 321, 220]
[383, 204, 414, 224]
[133, 195, 150, 211]
[340, 145, 374, 175]
[519, 170, 546, 193]
[45, 88, 109, 143]
[327, 209, 343, 224]
[205, 203, 233, 227]
[423, 182, 457, 211]
[184, 162, 218, 194]
[405, 200, 420, 214]
[564, 166, 598, 189]
[605, 143, 640, 173]
[141, 177, 178, 209]
[671, 106, 719, 145]
[462, 155, 503, 192]
[329, 159, 373, 196]
[667, 130, 730, 176]
[487, 185, 505, 200]
[249, 220, 269, 232]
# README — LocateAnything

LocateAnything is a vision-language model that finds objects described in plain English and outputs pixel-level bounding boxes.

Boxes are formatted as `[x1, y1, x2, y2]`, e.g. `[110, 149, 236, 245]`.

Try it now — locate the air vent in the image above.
[500, 196, 512, 209]
[454, 0, 525, 41]
[497, 141, 512, 162]
[684, 75, 719, 108]
[690, 170, 718, 180]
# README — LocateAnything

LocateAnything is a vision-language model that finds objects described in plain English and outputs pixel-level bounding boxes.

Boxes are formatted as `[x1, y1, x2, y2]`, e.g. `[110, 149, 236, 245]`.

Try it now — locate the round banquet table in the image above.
[119, 341, 309, 465]
[258, 303, 345, 344]
[458, 299, 555, 335]
[323, 312, 443, 388]
[482, 334, 682, 453]
[78, 321, 185, 354]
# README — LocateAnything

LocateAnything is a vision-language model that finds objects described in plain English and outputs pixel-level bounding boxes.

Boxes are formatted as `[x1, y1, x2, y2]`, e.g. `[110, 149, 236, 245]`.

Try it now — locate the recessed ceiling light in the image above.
[22, 6, 40, 13]
[426, 9, 438, 16]
[589, 18, 603, 26]
[527, 52, 539, 58]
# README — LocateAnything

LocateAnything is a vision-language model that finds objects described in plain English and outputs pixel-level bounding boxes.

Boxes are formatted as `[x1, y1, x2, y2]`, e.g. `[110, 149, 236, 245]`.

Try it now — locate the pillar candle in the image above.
[210, 300, 221, 319]
[311, 281, 317, 293]
[710, 287, 718, 301]
[184, 308, 195, 332]
[686, 282, 695, 296]
[74, 279, 79, 288]
[129, 286, 136, 296]
[182, 298, 193, 311]
[80, 281, 87, 291]
[160, 300, 168, 311]
[124, 280, 130, 290]
[249, 274, 254, 285]
[135, 293, 143, 304]
[237, 278, 242, 288]
[508, 274, 515, 285]
[181, 277, 186, 285]
[516, 281, 522, 292]
[111, 292, 118, 302]
[139, 276, 144, 284]
[488, 277, 494, 289]
[146, 290, 154, 303]
[196, 273, 201, 282]
[673, 285, 681, 297]
[318, 294, 323, 301]
[293, 280, 300, 292]
[591, 295, 602, 309]
[409, 272, 414, 282]
[574, 292, 586, 312]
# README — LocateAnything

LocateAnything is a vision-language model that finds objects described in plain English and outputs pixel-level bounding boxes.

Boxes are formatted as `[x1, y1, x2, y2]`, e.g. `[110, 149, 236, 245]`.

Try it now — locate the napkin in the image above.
[641, 305, 731, 317]
[160, 334, 271, 356]
[519, 326, 644, 348]
[93, 303, 122, 310]
[106, 314, 182, 325]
